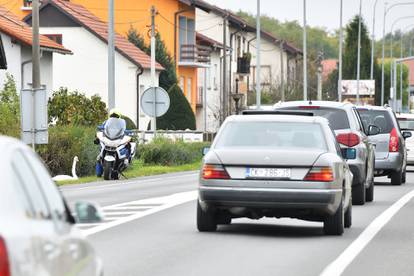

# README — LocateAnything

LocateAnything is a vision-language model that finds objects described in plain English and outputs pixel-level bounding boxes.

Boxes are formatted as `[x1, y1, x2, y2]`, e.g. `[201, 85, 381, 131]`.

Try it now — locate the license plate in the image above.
[247, 168, 291, 179]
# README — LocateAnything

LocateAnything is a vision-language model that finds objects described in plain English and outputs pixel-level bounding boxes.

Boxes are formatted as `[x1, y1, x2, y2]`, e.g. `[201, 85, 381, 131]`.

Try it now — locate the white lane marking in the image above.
[321, 189, 414, 276]
[80, 190, 198, 236]
[99, 211, 137, 216]
[103, 206, 150, 211]
[60, 173, 198, 191]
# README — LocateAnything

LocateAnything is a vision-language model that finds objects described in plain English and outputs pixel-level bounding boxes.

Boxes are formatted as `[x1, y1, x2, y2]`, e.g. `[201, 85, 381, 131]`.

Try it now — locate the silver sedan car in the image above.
[198, 112, 353, 235]
[0, 136, 103, 276]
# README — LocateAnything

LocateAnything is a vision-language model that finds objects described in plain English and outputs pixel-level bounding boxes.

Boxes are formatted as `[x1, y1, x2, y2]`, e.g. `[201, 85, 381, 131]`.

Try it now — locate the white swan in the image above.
[52, 156, 79, 181]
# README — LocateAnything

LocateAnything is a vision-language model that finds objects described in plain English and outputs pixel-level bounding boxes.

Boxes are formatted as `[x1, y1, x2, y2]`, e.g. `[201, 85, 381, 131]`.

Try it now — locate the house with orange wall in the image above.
[12, 0, 211, 114]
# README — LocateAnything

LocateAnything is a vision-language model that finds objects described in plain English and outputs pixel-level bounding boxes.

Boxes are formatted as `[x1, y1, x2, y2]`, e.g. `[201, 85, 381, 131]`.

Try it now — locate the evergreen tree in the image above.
[128, 28, 195, 130]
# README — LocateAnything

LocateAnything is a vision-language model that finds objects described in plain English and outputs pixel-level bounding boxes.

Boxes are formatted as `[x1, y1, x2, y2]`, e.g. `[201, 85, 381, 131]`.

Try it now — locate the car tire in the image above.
[391, 170, 403, 186]
[352, 182, 366, 205]
[402, 169, 406, 184]
[197, 201, 217, 232]
[324, 200, 344, 235]
[365, 182, 374, 202]
[344, 201, 352, 228]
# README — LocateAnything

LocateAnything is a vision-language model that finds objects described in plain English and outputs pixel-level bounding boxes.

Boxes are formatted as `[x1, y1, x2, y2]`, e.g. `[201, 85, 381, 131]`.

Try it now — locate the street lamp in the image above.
[303, 0, 307, 101]
[356, 0, 363, 105]
[381, 1, 414, 106]
[338, 0, 343, 102]
[371, 0, 380, 80]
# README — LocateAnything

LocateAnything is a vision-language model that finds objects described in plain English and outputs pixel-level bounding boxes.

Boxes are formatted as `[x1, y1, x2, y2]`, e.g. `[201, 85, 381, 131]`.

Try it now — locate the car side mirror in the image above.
[367, 125, 380, 136]
[202, 147, 210, 156]
[74, 201, 104, 224]
[402, 131, 412, 139]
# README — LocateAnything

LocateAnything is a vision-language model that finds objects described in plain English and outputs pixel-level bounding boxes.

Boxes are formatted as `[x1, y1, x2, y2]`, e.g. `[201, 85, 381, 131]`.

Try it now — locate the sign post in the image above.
[140, 87, 170, 130]
[21, 88, 48, 145]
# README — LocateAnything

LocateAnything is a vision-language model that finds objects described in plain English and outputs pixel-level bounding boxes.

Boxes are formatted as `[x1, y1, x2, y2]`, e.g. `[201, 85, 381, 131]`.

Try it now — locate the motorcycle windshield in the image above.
[104, 118, 126, 140]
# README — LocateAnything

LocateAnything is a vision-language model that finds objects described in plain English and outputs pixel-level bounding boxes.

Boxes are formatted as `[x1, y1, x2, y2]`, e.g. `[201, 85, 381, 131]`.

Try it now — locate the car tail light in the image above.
[0, 237, 10, 276]
[389, 127, 399, 152]
[202, 164, 230, 180]
[304, 167, 334, 182]
[336, 133, 360, 147]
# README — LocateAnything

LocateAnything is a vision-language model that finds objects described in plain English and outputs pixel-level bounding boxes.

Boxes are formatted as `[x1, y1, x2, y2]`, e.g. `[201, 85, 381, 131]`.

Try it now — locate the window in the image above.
[178, 16, 196, 61]
[11, 168, 35, 219]
[23, 0, 32, 7]
[179, 77, 185, 92]
[12, 150, 51, 220]
[24, 150, 66, 222]
[45, 34, 63, 45]
[187, 78, 192, 103]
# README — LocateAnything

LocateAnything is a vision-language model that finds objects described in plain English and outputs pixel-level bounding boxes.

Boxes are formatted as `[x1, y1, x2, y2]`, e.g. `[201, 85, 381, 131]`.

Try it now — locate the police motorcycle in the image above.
[95, 116, 136, 180]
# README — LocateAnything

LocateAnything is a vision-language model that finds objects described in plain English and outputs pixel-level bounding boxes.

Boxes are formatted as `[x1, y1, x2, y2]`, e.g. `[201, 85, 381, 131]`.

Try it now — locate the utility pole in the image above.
[317, 51, 323, 100]
[370, 0, 379, 80]
[400, 36, 403, 112]
[222, 14, 227, 120]
[381, 3, 387, 106]
[256, 0, 261, 109]
[356, 0, 363, 105]
[338, 0, 343, 102]
[150, 6, 157, 131]
[108, 0, 115, 110]
[280, 40, 285, 102]
[31, 0, 40, 150]
[303, 0, 307, 101]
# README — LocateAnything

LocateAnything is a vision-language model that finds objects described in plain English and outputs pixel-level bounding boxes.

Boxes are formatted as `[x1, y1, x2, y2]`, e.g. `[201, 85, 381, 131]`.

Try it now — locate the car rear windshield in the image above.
[278, 107, 350, 130]
[215, 121, 327, 150]
[357, 109, 393, 134]
[398, 118, 414, 130]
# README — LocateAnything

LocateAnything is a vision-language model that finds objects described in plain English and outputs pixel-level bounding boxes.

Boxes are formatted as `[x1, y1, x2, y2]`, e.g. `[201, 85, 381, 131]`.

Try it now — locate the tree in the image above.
[128, 28, 196, 130]
[0, 74, 20, 137]
[48, 87, 107, 126]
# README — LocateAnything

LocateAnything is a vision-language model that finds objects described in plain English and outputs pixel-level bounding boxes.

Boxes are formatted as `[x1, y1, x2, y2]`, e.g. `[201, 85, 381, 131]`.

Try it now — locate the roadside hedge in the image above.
[137, 137, 209, 166]
[37, 126, 98, 177]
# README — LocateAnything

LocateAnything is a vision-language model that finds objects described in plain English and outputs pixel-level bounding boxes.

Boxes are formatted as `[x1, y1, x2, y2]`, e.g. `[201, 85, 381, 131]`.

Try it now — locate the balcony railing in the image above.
[180, 44, 211, 65]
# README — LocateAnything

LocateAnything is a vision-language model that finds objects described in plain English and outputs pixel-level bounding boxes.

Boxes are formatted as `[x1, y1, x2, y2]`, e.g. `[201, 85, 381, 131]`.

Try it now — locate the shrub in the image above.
[37, 126, 98, 177]
[137, 137, 209, 166]
[122, 115, 137, 130]
[49, 87, 107, 126]
[0, 74, 20, 138]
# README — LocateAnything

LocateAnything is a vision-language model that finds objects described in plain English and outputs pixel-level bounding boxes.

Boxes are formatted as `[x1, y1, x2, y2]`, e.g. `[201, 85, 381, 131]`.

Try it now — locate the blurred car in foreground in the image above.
[357, 106, 411, 185]
[198, 111, 353, 235]
[0, 136, 103, 276]
[274, 101, 377, 205]
[396, 113, 414, 165]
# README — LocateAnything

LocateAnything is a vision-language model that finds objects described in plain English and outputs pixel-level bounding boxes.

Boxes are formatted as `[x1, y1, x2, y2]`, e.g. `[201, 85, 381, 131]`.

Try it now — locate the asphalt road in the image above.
[61, 168, 414, 276]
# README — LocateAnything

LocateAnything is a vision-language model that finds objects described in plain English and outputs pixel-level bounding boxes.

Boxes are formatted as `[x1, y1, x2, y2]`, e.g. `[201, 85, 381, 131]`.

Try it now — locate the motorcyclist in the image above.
[95, 109, 132, 177]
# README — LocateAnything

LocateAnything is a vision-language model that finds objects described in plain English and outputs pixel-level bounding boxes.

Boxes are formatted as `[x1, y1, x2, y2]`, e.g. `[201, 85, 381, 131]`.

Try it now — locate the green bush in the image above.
[37, 126, 98, 177]
[121, 115, 137, 129]
[0, 74, 20, 138]
[137, 137, 209, 166]
[49, 87, 107, 126]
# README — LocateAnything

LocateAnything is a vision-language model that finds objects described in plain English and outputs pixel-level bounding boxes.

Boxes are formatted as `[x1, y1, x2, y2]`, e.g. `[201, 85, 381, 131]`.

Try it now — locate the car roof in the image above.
[226, 114, 330, 125]
[356, 105, 390, 111]
[273, 100, 354, 109]
[0, 135, 25, 156]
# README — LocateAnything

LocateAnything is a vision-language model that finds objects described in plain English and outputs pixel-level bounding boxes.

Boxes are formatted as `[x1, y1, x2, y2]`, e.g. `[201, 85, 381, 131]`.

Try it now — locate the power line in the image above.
[158, 12, 221, 32]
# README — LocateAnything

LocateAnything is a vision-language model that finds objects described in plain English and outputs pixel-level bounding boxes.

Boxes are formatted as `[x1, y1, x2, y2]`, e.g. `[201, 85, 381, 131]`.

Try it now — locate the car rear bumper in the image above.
[375, 152, 403, 172]
[199, 186, 342, 215]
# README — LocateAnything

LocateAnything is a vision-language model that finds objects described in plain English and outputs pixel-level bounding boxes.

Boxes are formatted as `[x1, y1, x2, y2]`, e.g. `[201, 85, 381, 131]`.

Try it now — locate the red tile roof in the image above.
[46, 0, 163, 70]
[322, 59, 338, 81]
[0, 5, 71, 54]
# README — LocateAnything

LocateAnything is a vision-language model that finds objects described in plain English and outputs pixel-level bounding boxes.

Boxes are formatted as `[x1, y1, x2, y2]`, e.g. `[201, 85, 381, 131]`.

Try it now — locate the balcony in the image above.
[179, 44, 211, 68]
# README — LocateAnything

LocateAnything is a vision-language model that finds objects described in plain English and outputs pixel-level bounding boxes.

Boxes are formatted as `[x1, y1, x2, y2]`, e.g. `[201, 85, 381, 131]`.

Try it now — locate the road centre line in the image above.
[320, 189, 414, 276]
[83, 190, 198, 237]
[60, 172, 198, 192]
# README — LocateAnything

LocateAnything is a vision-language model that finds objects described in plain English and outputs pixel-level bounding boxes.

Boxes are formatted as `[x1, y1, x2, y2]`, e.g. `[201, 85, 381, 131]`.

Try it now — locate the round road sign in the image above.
[140, 87, 170, 118]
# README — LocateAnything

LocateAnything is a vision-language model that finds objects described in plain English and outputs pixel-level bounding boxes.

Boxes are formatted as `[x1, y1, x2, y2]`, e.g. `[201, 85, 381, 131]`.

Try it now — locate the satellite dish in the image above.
[140, 86, 170, 118]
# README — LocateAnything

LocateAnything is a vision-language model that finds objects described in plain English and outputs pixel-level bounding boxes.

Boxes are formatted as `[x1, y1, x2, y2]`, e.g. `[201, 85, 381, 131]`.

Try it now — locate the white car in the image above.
[0, 136, 103, 276]
[397, 113, 414, 165]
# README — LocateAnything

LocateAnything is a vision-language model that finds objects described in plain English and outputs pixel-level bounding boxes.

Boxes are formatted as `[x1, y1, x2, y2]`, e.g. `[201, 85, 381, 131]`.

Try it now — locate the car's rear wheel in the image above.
[197, 201, 217, 232]
[352, 182, 366, 205]
[402, 169, 406, 184]
[366, 182, 374, 202]
[344, 201, 352, 228]
[391, 170, 403, 186]
[324, 201, 344, 235]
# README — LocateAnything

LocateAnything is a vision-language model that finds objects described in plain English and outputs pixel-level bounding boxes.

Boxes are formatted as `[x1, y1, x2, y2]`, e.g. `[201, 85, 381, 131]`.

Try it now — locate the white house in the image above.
[196, 4, 302, 131]
[0, 5, 71, 96]
[24, 0, 163, 130]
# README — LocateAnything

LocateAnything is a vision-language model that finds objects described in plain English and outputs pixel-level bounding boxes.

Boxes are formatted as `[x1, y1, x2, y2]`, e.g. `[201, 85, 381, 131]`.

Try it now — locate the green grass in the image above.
[57, 160, 201, 186]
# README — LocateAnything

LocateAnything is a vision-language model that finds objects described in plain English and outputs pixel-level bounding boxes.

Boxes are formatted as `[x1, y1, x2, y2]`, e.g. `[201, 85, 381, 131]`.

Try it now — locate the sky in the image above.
[205, 0, 414, 39]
